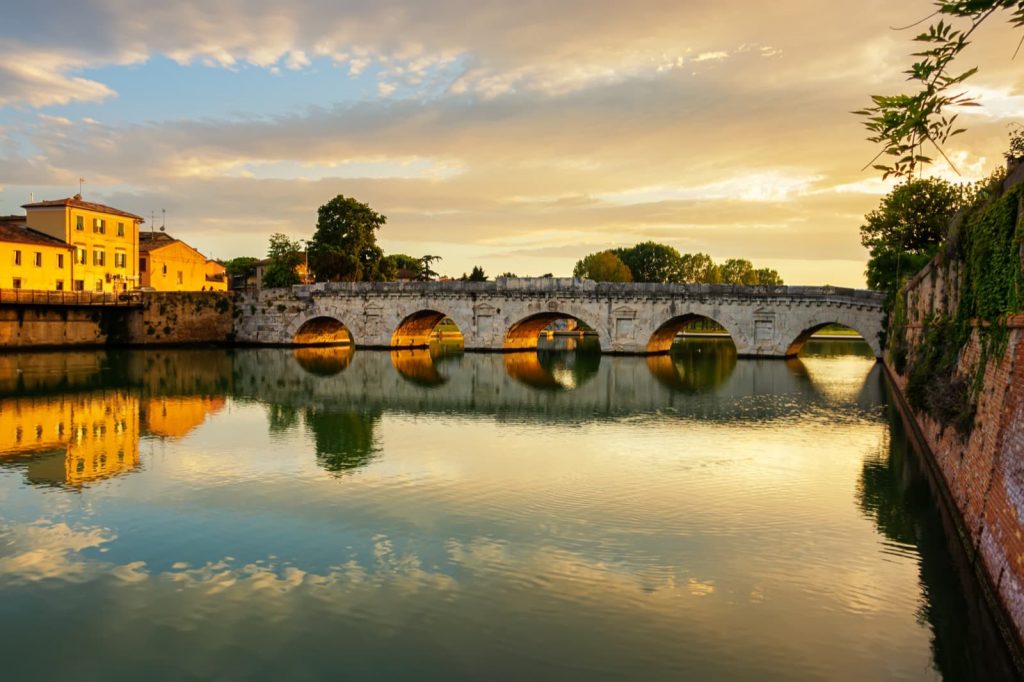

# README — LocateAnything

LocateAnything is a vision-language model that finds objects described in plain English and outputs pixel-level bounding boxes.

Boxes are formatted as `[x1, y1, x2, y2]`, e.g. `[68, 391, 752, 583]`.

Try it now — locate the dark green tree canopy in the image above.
[223, 256, 261, 278]
[309, 195, 392, 282]
[466, 265, 488, 282]
[678, 252, 720, 284]
[262, 233, 303, 288]
[613, 242, 685, 283]
[860, 178, 969, 255]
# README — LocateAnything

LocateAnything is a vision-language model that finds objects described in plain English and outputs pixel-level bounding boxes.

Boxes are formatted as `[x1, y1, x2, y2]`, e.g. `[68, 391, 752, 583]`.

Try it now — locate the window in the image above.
[57, 253, 64, 269]
[95, 279, 103, 292]
[76, 216, 84, 231]
[117, 222, 125, 237]
[162, 264, 167, 275]
[55, 280, 64, 291]
[73, 280, 85, 292]
[93, 218, 106, 234]
[12, 278, 21, 289]
[140, 257, 147, 272]
[93, 249, 105, 266]
[33, 252, 42, 267]
[176, 271, 183, 285]
[114, 251, 126, 268]
[13, 250, 21, 265]
[76, 247, 87, 265]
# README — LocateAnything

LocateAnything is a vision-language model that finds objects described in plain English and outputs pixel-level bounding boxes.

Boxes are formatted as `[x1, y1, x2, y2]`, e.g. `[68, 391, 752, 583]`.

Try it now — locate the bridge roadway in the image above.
[235, 278, 886, 358]
[235, 278, 884, 358]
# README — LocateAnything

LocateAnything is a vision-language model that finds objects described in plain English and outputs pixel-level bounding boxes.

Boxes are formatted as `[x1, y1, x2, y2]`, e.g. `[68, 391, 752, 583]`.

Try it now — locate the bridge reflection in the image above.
[0, 340, 879, 483]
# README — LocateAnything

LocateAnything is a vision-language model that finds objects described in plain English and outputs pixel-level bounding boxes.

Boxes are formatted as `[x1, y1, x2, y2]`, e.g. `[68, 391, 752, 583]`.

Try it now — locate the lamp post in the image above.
[300, 239, 310, 285]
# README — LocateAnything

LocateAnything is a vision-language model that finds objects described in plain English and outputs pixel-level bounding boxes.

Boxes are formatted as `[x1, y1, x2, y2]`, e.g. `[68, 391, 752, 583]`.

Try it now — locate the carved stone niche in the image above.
[753, 308, 775, 347]
[474, 302, 496, 335]
[611, 305, 637, 339]
[363, 302, 383, 332]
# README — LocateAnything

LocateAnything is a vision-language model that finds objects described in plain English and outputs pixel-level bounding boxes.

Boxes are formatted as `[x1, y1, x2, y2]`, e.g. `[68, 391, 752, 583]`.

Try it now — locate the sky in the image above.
[0, 1, 1021, 286]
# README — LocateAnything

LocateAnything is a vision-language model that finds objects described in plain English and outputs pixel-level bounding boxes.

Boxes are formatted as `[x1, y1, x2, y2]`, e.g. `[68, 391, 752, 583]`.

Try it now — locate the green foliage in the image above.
[223, 256, 260, 278]
[678, 252, 720, 284]
[418, 255, 441, 281]
[855, 1, 1024, 178]
[752, 267, 784, 286]
[497, 272, 518, 278]
[466, 265, 488, 282]
[262, 233, 302, 288]
[1008, 124, 1024, 160]
[309, 195, 392, 282]
[613, 242, 685, 283]
[386, 253, 423, 279]
[861, 178, 970, 306]
[573, 251, 633, 282]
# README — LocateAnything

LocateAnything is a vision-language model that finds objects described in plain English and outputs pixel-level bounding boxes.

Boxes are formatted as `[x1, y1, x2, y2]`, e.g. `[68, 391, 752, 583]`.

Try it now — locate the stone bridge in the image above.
[234, 277, 885, 358]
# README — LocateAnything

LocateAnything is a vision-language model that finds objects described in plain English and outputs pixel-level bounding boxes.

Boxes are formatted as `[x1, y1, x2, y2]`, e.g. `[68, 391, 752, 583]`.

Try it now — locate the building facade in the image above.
[22, 195, 143, 292]
[139, 231, 228, 291]
[0, 219, 75, 291]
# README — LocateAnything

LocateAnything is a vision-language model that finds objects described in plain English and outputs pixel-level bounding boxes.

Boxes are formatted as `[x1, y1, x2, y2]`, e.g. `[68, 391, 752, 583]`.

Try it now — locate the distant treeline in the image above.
[573, 242, 783, 285]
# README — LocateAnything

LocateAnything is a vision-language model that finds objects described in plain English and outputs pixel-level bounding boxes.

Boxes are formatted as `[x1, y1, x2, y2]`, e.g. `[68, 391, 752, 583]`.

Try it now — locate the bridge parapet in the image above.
[236, 278, 885, 358]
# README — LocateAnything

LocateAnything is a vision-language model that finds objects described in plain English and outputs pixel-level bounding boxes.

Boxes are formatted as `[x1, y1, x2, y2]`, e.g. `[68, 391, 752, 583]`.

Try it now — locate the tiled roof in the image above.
[22, 196, 145, 221]
[0, 222, 74, 249]
[0, 215, 26, 223]
[138, 231, 177, 252]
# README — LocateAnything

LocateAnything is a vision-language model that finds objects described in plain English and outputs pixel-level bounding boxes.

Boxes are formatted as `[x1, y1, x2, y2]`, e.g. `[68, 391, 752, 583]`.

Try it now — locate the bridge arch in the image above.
[645, 313, 740, 354]
[292, 316, 354, 346]
[390, 348, 449, 387]
[391, 310, 465, 348]
[293, 345, 355, 376]
[503, 311, 603, 351]
[785, 320, 881, 358]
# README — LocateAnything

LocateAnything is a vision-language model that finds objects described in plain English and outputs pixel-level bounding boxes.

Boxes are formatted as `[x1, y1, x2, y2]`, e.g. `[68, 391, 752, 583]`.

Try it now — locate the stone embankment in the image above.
[0, 291, 233, 348]
[886, 166, 1024, 655]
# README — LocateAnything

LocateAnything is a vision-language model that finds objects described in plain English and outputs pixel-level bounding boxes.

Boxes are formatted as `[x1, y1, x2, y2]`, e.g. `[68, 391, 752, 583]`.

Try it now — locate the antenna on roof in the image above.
[78, 177, 85, 196]
[161, 208, 166, 232]
[150, 211, 155, 233]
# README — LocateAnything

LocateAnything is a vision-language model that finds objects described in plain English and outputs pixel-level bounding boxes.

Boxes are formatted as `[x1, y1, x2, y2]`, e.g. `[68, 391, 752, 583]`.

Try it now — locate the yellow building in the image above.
[22, 195, 143, 292]
[0, 391, 141, 487]
[0, 219, 75, 291]
[144, 395, 226, 439]
[139, 231, 228, 291]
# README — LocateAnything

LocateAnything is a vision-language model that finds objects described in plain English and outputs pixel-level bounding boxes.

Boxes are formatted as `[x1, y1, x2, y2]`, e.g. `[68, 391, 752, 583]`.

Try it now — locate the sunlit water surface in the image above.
[0, 339, 1014, 680]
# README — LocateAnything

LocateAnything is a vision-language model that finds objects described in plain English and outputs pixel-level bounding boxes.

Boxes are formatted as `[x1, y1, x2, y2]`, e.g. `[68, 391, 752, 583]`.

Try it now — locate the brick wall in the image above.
[889, 256, 1024, 647]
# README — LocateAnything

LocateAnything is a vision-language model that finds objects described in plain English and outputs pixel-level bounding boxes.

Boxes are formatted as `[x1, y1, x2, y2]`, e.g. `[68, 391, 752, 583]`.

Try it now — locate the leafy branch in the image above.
[855, 1, 1024, 179]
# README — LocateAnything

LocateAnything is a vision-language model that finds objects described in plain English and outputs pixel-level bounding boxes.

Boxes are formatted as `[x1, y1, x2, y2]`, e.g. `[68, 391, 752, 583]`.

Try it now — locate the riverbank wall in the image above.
[0, 292, 234, 348]
[885, 171, 1024, 652]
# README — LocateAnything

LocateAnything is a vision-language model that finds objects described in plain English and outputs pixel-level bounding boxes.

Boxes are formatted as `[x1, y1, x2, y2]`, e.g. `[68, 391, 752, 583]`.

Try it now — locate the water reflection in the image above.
[0, 344, 1017, 680]
[0, 391, 140, 487]
[647, 338, 736, 393]
[505, 335, 601, 390]
[390, 344, 461, 387]
[293, 345, 355, 376]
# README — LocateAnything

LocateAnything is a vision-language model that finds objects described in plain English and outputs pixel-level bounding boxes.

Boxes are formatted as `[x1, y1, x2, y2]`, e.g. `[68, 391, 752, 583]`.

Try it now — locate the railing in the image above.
[0, 288, 144, 307]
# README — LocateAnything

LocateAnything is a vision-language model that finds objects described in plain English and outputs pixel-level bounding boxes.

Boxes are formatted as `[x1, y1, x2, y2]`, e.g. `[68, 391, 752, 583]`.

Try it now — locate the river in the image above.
[0, 339, 1016, 680]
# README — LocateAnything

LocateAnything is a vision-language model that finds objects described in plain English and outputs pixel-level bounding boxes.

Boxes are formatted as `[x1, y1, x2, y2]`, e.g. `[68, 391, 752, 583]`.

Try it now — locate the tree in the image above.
[223, 256, 260, 279]
[497, 272, 518, 278]
[860, 178, 969, 303]
[752, 267, 784, 286]
[262, 233, 302, 288]
[573, 250, 633, 282]
[467, 266, 488, 282]
[856, 2, 1024, 179]
[386, 253, 423, 279]
[309, 195, 391, 281]
[678, 252, 720, 284]
[418, 255, 442, 281]
[613, 242, 684, 283]
[719, 258, 756, 285]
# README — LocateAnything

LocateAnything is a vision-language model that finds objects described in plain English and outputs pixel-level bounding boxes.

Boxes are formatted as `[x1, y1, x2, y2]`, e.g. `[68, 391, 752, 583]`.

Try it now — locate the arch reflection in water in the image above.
[646, 338, 737, 393]
[293, 345, 355, 377]
[789, 323, 872, 357]
[391, 345, 461, 388]
[504, 335, 601, 390]
[647, 314, 737, 354]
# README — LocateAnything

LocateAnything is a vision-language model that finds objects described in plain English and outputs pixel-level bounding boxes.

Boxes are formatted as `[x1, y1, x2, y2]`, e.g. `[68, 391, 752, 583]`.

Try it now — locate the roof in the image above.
[138, 231, 177, 253]
[21, 195, 145, 222]
[138, 231, 209, 261]
[0, 222, 74, 249]
[0, 215, 26, 223]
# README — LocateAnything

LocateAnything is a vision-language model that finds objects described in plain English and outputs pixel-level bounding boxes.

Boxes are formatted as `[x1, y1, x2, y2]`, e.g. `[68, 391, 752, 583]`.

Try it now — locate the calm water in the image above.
[0, 339, 1015, 681]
